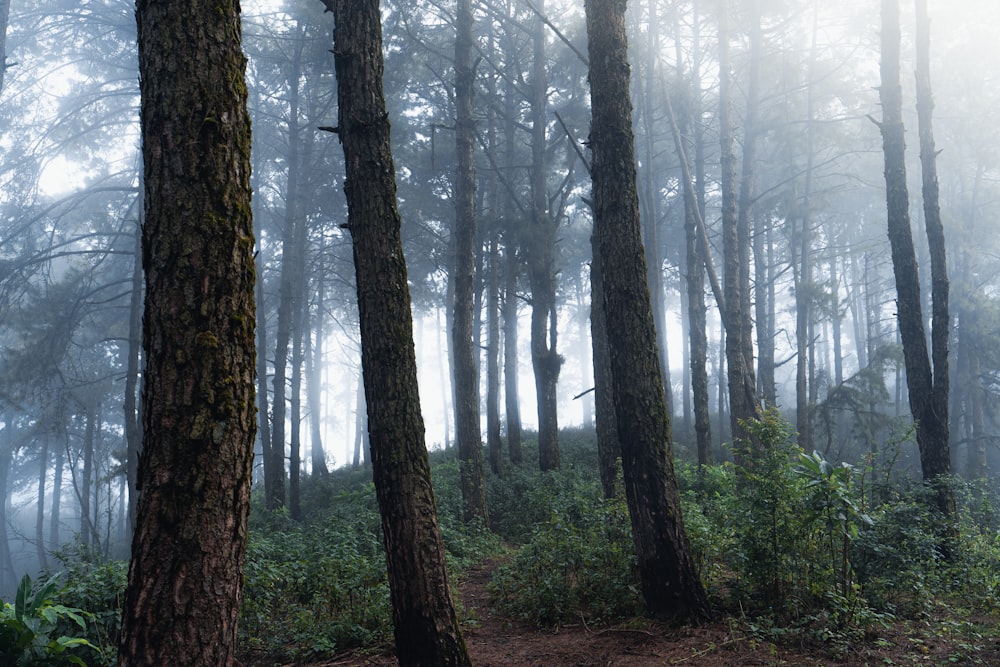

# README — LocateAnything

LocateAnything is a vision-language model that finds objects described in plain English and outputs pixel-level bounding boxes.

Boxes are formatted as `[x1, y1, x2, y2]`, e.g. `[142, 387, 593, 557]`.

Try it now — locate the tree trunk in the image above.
[674, 85, 713, 465]
[289, 289, 304, 521]
[718, 0, 758, 448]
[326, 1, 472, 663]
[915, 0, 952, 484]
[49, 437, 63, 550]
[754, 212, 776, 406]
[503, 242, 523, 465]
[255, 251, 273, 484]
[586, 0, 710, 622]
[487, 236, 503, 477]
[589, 234, 621, 499]
[452, 0, 488, 522]
[119, 0, 256, 662]
[640, 0, 672, 414]
[307, 272, 328, 476]
[35, 436, 48, 571]
[527, 0, 561, 471]
[268, 27, 310, 513]
[877, 0, 954, 529]
[80, 406, 95, 548]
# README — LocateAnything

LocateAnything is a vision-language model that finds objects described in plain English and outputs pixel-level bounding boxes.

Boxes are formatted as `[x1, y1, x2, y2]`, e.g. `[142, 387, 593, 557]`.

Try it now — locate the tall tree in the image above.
[526, 0, 562, 471]
[718, 0, 759, 447]
[453, 0, 488, 522]
[876, 0, 954, 528]
[118, 0, 256, 662]
[585, 0, 710, 622]
[323, 0, 473, 663]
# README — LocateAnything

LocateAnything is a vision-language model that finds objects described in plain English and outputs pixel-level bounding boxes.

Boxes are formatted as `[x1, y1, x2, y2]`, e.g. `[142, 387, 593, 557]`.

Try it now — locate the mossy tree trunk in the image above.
[119, 0, 256, 663]
[323, 0, 473, 663]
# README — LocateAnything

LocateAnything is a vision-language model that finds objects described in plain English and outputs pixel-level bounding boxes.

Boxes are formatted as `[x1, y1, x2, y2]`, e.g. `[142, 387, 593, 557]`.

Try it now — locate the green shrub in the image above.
[489, 490, 640, 626]
[0, 574, 101, 667]
[241, 498, 392, 663]
[50, 554, 126, 667]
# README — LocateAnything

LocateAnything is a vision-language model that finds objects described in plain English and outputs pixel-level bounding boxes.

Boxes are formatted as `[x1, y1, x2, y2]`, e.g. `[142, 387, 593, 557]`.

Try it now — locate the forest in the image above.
[1, 0, 1000, 664]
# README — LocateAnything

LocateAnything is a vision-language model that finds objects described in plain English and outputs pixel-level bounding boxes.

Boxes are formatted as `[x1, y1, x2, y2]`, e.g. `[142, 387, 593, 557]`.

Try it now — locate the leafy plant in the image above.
[0, 574, 101, 666]
[490, 490, 640, 626]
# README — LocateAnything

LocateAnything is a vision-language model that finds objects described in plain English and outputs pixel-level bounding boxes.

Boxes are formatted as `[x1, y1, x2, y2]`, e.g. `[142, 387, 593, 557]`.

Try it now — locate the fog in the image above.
[0, 0, 998, 594]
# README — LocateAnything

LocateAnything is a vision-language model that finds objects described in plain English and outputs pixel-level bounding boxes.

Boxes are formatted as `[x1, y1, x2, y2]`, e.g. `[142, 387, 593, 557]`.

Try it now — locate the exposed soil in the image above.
[291, 562, 1000, 667]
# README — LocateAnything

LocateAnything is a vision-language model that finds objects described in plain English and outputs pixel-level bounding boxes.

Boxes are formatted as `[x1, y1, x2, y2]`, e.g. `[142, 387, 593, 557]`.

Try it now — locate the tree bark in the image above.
[453, 0, 488, 522]
[120, 0, 256, 662]
[586, 0, 710, 622]
[325, 0, 473, 663]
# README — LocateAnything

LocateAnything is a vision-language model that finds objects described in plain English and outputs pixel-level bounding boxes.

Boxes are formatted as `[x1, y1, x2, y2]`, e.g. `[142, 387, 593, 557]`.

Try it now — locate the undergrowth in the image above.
[15, 423, 1000, 664]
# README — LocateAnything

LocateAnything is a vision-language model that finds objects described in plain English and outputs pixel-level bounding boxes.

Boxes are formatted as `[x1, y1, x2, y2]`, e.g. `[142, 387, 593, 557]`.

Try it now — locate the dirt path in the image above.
[301, 562, 1000, 666]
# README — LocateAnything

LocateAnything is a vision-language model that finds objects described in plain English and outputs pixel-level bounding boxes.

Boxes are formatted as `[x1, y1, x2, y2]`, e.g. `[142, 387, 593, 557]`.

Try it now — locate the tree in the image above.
[322, 0, 473, 663]
[526, 0, 562, 471]
[585, 0, 710, 622]
[876, 0, 955, 528]
[718, 0, 759, 448]
[452, 0, 488, 522]
[118, 0, 256, 663]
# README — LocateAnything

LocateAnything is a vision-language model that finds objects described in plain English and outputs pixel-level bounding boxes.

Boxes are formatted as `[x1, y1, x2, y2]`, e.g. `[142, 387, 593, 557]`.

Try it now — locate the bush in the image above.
[241, 496, 392, 663]
[0, 574, 101, 667]
[489, 484, 640, 625]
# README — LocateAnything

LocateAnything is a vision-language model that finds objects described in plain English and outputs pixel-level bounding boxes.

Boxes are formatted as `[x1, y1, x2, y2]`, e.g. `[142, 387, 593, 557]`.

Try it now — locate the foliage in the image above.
[0, 574, 101, 667]
[49, 548, 127, 667]
[489, 474, 641, 626]
[241, 495, 392, 663]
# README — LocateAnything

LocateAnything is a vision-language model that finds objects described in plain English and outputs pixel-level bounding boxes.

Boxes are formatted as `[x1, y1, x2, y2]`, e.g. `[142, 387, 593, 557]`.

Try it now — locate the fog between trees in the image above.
[0, 0, 998, 598]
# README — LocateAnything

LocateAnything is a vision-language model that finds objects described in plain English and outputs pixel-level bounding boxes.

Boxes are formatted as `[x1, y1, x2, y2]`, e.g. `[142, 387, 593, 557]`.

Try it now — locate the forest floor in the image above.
[292, 560, 1000, 667]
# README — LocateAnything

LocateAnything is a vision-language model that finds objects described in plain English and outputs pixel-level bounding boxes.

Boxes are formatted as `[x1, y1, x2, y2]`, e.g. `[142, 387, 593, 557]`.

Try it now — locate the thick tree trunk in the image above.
[326, 1, 472, 663]
[120, 1, 256, 663]
[452, 0, 488, 522]
[877, 0, 954, 529]
[586, 0, 710, 622]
